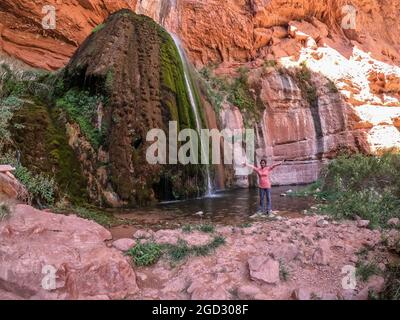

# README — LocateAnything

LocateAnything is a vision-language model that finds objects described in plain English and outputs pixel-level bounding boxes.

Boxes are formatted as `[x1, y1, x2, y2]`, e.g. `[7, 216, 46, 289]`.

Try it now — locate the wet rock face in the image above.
[0, 204, 138, 299]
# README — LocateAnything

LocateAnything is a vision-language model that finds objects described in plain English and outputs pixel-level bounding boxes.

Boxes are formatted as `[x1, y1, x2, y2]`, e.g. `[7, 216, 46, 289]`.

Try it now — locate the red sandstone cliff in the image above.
[1, 0, 400, 186]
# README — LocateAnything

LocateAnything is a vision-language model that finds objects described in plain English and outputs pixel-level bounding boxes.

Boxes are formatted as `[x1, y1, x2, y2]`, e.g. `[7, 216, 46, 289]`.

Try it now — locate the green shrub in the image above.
[126, 242, 163, 266]
[382, 264, 400, 300]
[198, 224, 215, 233]
[166, 239, 191, 262]
[295, 153, 400, 228]
[167, 236, 226, 262]
[327, 79, 339, 93]
[198, 65, 259, 119]
[198, 67, 228, 113]
[356, 261, 381, 282]
[0, 154, 56, 205]
[126, 235, 226, 266]
[227, 67, 257, 114]
[56, 89, 105, 148]
[295, 62, 318, 106]
[264, 60, 277, 68]
[182, 224, 194, 233]
[0, 96, 24, 148]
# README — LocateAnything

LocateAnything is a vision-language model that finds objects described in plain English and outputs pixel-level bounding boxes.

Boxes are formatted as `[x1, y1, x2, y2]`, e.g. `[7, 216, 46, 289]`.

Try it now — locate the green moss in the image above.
[10, 103, 88, 204]
[92, 23, 105, 34]
[198, 65, 261, 124]
[55, 89, 106, 149]
[159, 29, 196, 131]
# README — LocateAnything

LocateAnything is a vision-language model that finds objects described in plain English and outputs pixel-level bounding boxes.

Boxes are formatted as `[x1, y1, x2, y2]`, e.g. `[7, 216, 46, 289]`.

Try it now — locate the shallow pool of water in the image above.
[110, 186, 314, 239]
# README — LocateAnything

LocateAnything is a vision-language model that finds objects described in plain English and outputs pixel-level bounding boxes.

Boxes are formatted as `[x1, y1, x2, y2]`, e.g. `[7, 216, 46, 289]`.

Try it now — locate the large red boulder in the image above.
[0, 205, 138, 299]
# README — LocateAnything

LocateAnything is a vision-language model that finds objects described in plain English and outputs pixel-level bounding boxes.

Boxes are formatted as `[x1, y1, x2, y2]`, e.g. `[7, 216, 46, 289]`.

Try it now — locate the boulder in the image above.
[112, 238, 136, 252]
[133, 230, 154, 240]
[248, 256, 280, 285]
[270, 244, 300, 263]
[0, 204, 138, 300]
[153, 229, 180, 245]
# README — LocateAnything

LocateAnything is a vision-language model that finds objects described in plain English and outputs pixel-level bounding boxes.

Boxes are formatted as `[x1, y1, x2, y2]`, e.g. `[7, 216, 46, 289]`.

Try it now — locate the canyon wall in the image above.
[1, 0, 400, 189]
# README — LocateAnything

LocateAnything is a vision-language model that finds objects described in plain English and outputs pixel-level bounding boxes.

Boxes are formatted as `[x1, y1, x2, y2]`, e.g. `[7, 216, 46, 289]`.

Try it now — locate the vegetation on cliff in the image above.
[199, 65, 261, 124]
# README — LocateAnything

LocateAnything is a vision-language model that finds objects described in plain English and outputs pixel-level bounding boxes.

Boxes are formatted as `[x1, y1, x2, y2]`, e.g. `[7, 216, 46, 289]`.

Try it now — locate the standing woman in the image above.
[243, 159, 285, 216]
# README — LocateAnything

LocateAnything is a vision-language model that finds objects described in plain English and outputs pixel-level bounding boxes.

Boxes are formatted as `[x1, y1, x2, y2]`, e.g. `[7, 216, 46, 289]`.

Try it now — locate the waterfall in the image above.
[170, 34, 214, 197]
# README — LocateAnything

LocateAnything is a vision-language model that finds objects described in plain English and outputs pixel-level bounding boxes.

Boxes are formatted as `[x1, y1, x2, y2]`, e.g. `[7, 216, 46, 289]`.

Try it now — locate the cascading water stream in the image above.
[170, 34, 214, 197]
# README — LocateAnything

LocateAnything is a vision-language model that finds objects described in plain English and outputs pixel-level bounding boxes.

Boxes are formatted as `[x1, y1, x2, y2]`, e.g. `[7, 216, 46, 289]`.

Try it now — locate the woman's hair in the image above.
[260, 159, 267, 165]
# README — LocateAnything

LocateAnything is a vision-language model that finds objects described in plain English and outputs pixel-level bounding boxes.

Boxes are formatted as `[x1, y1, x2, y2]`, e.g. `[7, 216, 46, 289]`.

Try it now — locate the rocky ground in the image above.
[1, 203, 399, 300]
[1, 171, 399, 300]
[120, 214, 397, 300]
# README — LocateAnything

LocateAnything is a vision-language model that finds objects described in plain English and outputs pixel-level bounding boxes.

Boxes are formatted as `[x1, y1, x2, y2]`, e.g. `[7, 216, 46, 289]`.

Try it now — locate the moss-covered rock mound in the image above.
[2, 10, 204, 207]
[50, 9, 205, 207]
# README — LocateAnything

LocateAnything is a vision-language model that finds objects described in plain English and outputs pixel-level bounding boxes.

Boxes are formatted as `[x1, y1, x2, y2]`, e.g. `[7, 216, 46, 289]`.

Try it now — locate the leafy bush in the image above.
[382, 264, 400, 300]
[0, 96, 23, 149]
[327, 79, 339, 93]
[166, 236, 226, 262]
[0, 154, 56, 206]
[126, 235, 226, 266]
[126, 242, 163, 266]
[198, 67, 228, 113]
[298, 153, 400, 228]
[295, 62, 318, 106]
[167, 239, 190, 262]
[199, 65, 258, 118]
[56, 89, 105, 148]
[227, 67, 257, 114]
[198, 224, 215, 233]
[356, 261, 381, 282]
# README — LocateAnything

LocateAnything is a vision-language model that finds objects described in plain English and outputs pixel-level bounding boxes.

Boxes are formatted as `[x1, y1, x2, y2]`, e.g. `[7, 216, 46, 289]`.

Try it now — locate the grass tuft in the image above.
[126, 242, 163, 267]
[356, 261, 381, 282]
